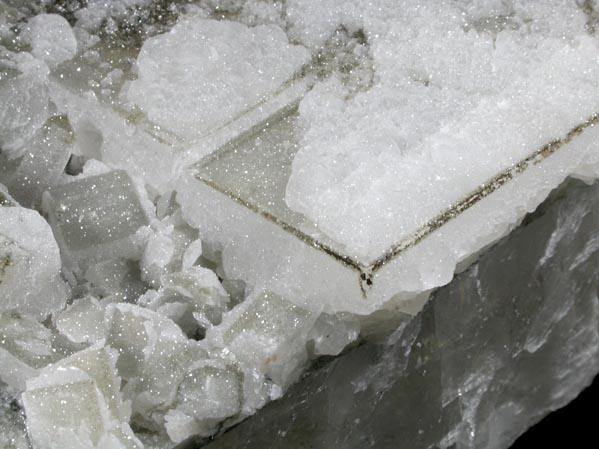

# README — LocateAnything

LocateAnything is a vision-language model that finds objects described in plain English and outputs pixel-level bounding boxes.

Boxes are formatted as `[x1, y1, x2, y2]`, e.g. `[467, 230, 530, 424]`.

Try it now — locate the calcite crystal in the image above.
[41, 170, 153, 271]
[0, 201, 68, 320]
[0, 1, 598, 448]
[127, 16, 310, 140]
[23, 346, 142, 449]
[198, 178, 599, 449]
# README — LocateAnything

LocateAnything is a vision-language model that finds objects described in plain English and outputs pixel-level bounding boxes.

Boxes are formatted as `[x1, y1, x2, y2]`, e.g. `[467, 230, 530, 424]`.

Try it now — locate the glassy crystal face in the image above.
[1, 1, 599, 449]
[43, 170, 150, 252]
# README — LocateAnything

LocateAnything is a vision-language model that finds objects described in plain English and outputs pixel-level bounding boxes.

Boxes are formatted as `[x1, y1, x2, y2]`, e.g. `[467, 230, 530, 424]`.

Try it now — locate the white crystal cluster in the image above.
[2, 1, 599, 448]
[285, 0, 599, 260]
[0, 5, 356, 448]
[127, 16, 310, 140]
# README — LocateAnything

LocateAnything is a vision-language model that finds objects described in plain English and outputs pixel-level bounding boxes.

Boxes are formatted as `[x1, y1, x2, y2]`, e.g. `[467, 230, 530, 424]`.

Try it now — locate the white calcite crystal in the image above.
[127, 16, 310, 140]
[0, 203, 68, 319]
[164, 360, 242, 443]
[55, 296, 107, 345]
[207, 291, 317, 388]
[178, 0, 599, 319]
[285, 0, 599, 260]
[42, 170, 153, 271]
[50, 85, 178, 192]
[0, 314, 55, 391]
[1, 2, 599, 448]
[23, 346, 143, 449]
[139, 266, 230, 337]
[6, 119, 73, 207]
[20, 14, 77, 69]
[0, 58, 50, 156]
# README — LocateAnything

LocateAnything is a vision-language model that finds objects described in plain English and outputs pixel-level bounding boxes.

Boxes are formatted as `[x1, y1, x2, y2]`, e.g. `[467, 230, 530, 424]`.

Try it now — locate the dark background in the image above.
[510, 373, 597, 447]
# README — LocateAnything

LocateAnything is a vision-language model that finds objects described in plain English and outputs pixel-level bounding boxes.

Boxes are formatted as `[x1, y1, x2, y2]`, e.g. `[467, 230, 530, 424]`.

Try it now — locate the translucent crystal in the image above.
[207, 291, 316, 388]
[42, 170, 152, 270]
[200, 179, 599, 449]
[140, 266, 230, 337]
[308, 313, 360, 357]
[104, 303, 186, 378]
[0, 204, 68, 319]
[6, 119, 73, 207]
[165, 360, 242, 443]
[20, 14, 77, 69]
[84, 258, 146, 302]
[103, 303, 212, 434]
[23, 346, 142, 449]
[55, 296, 106, 345]
[138, 212, 201, 287]
[124, 337, 206, 426]
[0, 314, 54, 391]
[127, 15, 310, 140]
[0, 64, 50, 155]
[49, 84, 178, 192]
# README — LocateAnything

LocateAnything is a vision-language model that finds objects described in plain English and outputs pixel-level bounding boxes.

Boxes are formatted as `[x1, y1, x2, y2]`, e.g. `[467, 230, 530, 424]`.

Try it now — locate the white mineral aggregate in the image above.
[137, 211, 201, 287]
[21, 14, 77, 69]
[181, 112, 599, 317]
[285, 0, 599, 261]
[206, 291, 317, 388]
[41, 170, 153, 272]
[3, 1, 599, 447]
[0, 56, 50, 156]
[104, 303, 186, 378]
[164, 359, 242, 442]
[0, 314, 54, 391]
[140, 266, 230, 336]
[73, 0, 154, 32]
[49, 83, 178, 192]
[366, 121, 599, 312]
[55, 296, 107, 345]
[7, 120, 73, 207]
[23, 346, 142, 449]
[123, 336, 207, 428]
[0, 204, 69, 319]
[127, 15, 310, 140]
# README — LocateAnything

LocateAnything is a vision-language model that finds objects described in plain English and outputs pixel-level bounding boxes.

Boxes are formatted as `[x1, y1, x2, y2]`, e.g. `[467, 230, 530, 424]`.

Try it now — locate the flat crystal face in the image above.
[44, 170, 149, 251]
[194, 112, 352, 258]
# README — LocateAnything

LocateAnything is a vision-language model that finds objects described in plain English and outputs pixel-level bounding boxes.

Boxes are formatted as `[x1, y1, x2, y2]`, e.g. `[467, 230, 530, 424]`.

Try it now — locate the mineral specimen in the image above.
[127, 16, 311, 140]
[0, 201, 68, 320]
[0, 1, 598, 449]
[198, 178, 599, 449]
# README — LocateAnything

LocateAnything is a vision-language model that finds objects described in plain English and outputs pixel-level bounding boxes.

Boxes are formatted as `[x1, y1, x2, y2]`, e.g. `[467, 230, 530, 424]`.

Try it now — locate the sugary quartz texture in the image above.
[284, 0, 599, 260]
[126, 16, 310, 140]
[1, 1, 599, 449]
